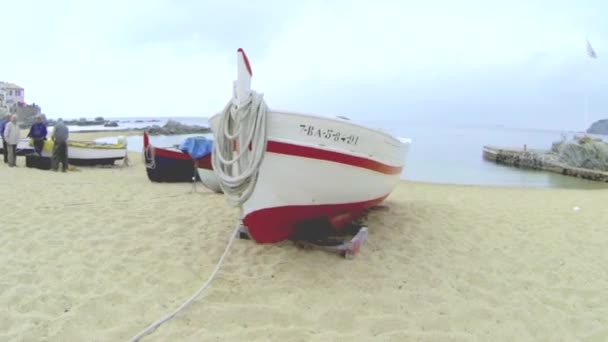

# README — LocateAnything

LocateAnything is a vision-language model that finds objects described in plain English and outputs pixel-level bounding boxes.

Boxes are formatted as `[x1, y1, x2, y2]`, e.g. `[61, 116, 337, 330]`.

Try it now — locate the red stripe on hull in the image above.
[243, 195, 389, 243]
[266, 141, 402, 175]
[198, 140, 402, 175]
[144, 132, 213, 166]
[197, 154, 213, 169]
[143, 131, 192, 161]
[152, 147, 193, 160]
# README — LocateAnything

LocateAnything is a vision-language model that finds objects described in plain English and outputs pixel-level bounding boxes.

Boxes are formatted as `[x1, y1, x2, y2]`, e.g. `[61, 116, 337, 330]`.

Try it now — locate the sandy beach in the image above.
[2, 132, 608, 341]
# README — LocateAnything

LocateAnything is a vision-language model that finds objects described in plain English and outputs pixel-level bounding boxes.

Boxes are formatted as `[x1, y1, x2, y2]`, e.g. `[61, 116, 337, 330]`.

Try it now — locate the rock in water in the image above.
[554, 136, 608, 171]
[587, 119, 608, 135]
[145, 119, 211, 135]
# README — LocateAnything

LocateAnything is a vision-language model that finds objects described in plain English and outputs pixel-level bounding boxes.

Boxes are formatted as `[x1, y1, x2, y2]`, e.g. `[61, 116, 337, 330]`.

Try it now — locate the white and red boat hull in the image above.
[196, 156, 223, 193]
[209, 110, 409, 243]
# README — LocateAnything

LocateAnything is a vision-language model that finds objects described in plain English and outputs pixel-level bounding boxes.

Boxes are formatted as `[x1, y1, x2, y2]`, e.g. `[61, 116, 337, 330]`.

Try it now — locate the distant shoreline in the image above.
[61, 118, 212, 136]
[71, 128, 141, 134]
[72, 127, 213, 136]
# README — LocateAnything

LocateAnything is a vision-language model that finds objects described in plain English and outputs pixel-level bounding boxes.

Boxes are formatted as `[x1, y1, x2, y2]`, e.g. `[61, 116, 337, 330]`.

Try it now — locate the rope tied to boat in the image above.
[129, 85, 268, 342]
[211, 85, 269, 207]
[143, 144, 156, 169]
[129, 51, 266, 341]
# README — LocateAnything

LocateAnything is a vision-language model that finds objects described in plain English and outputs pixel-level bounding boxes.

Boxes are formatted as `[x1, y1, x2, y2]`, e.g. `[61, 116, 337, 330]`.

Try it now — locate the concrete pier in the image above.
[482, 145, 608, 182]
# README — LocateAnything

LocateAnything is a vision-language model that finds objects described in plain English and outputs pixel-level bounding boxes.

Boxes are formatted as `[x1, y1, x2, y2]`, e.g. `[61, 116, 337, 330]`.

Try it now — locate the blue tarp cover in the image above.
[179, 136, 213, 159]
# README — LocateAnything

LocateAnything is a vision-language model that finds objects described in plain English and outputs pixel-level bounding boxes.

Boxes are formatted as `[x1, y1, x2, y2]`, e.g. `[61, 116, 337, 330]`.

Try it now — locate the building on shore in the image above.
[0, 88, 8, 115]
[0, 81, 25, 107]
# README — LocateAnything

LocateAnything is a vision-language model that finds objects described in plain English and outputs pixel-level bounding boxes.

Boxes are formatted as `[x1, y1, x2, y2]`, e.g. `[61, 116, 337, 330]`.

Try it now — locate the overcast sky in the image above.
[1, 0, 606, 130]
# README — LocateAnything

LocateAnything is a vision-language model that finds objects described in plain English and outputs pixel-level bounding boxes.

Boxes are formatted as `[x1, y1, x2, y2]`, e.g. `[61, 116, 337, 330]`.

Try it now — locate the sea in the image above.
[89, 116, 608, 190]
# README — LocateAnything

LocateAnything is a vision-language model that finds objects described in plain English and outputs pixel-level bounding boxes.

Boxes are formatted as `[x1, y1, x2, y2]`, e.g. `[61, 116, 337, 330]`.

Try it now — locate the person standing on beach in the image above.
[51, 118, 69, 172]
[27, 115, 48, 156]
[3, 115, 20, 167]
[0, 114, 10, 163]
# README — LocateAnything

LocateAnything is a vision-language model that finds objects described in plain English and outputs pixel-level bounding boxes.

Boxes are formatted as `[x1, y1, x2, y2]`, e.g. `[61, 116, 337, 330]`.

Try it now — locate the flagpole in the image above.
[584, 93, 589, 132]
[584, 37, 597, 134]
[584, 37, 588, 134]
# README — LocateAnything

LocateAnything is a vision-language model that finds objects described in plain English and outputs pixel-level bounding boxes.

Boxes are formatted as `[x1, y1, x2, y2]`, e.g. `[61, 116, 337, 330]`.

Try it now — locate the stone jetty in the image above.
[483, 142, 608, 182]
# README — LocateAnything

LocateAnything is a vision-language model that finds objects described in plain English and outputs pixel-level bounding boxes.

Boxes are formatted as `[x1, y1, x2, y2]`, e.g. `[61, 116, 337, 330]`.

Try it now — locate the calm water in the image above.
[93, 117, 608, 190]
[381, 122, 608, 190]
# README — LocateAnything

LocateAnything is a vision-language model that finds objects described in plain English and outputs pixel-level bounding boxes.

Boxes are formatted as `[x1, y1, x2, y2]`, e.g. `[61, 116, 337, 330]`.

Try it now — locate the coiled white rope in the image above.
[211, 89, 269, 207]
[127, 223, 241, 342]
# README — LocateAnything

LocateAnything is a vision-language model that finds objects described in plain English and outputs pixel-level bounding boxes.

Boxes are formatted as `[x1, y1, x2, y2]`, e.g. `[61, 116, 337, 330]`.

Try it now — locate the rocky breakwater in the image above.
[587, 119, 608, 135]
[483, 135, 608, 182]
[46, 117, 112, 127]
[144, 119, 212, 135]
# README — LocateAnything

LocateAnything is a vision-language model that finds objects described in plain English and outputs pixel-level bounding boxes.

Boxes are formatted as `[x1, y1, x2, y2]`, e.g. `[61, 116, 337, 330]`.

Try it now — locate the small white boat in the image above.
[27, 138, 127, 166]
[14, 139, 34, 155]
[208, 49, 411, 243]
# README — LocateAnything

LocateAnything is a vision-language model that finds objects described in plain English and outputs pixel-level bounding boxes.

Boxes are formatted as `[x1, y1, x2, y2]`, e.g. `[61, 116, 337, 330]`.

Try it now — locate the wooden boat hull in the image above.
[3, 139, 126, 165]
[3, 138, 126, 164]
[197, 166, 222, 193]
[10, 139, 34, 156]
[210, 110, 409, 243]
[145, 147, 200, 182]
[143, 131, 222, 190]
[9, 138, 128, 165]
[40, 140, 126, 166]
[143, 131, 200, 182]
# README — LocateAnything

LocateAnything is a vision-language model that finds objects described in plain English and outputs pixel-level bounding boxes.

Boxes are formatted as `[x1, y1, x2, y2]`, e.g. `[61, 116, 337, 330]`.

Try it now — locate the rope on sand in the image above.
[127, 223, 241, 342]
[131, 57, 269, 341]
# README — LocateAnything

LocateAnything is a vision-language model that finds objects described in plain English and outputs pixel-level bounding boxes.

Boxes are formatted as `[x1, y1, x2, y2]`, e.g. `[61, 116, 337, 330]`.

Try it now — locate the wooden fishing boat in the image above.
[32, 138, 127, 166]
[209, 49, 411, 243]
[196, 157, 222, 193]
[144, 131, 222, 192]
[8, 138, 34, 156]
[143, 131, 200, 183]
[0, 139, 32, 156]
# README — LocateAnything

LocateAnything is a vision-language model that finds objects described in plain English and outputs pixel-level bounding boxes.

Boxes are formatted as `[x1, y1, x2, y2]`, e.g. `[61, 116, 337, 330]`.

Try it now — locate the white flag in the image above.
[587, 39, 597, 59]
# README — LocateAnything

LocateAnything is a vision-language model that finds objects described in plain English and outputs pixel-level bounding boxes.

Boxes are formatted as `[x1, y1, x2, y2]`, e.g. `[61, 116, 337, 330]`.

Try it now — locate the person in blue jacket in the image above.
[0, 113, 10, 163]
[27, 115, 48, 156]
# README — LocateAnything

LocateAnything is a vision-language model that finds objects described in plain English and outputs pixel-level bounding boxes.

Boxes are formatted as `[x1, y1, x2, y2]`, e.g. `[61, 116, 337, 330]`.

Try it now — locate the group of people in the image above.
[0, 114, 70, 171]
